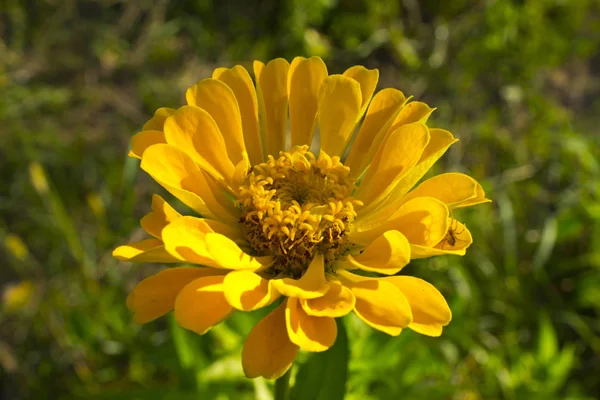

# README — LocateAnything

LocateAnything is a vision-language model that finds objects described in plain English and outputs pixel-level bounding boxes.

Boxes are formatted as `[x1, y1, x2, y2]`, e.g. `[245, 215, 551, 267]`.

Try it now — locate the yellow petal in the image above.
[140, 194, 182, 238]
[242, 302, 299, 379]
[401, 173, 480, 209]
[142, 107, 176, 131]
[338, 230, 410, 275]
[204, 232, 264, 270]
[129, 130, 166, 159]
[163, 105, 235, 181]
[126, 267, 222, 323]
[186, 79, 247, 165]
[455, 181, 491, 209]
[288, 56, 328, 147]
[214, 65, 263, 165]
[386, 276, 452, 337]
[340, 271, 412, 336]
[390, 101, 435, 130]
[162, 216, 260, 269]
[254, 58, 290, 157]
[301, 281, 355, 318]
[112, 239, 179, 263]
[345, 88, 407, 179]
[411, 219, 473, 258]
[392, 197, 449, 247]
[141, 144, 238, 223]
[174, 275, 233, 335]
[318, 75, 362, 157]
[355, 122, 430, 207]
[285, 297, 337, 352]
[223, 270, 281, 311]
[391, 128, 458, 200]
[342, 65, 379, 116]
[271, 254, 329, 299]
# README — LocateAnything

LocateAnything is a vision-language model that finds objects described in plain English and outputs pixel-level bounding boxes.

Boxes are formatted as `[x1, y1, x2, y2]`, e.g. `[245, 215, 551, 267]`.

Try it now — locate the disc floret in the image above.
[236, 145, 362, 278]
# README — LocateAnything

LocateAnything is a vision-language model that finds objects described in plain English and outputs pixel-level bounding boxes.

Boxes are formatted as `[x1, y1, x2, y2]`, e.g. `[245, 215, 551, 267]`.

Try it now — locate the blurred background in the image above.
[1, 0, 599, 399]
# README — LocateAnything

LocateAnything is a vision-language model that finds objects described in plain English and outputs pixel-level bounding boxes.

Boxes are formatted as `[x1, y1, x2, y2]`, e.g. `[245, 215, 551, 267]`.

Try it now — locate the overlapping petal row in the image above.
[114, 57, 490, 379]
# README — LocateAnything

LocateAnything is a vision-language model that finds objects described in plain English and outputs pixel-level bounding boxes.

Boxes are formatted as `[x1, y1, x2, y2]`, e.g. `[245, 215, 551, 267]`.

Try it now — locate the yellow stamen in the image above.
[236, 146, 362, 278]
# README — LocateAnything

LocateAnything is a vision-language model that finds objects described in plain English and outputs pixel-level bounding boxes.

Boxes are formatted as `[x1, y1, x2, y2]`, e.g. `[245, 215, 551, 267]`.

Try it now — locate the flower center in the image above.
[236, 146, 362, 279]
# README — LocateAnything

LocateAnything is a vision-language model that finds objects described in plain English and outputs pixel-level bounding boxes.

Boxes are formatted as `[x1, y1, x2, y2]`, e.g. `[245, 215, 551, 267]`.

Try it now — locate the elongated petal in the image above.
[242, 302, 299, 379]
[162, 216, 260, 269]
[343, 65, 379, 116]
[286, 297, 337, 352]
[391, 128, 458, 200]
[390, 101, 435, 130]
[401, 173, 480, 209]
[127, 267, 223, 323]
[113, 239, 179, 263]
[338, 230, 410, 275]
[288, 56, 328, 147]
[223, 270, 280, 311]
[318, 75, 362, 157]
[254, 59, 290, 157]
[163, 105, 235, 181]
[355, 123, 430, 207]
[129, 130, 166, 159]
[386, 276, 452, 337]
[340, 271, 412, 336]
[142, 107, 176, 131]
[345, 88, 406, 179]
[174, 275, 232, 334]
[301, 281, 355, 317]
[214, 65, 263, 165]
[186, 79, 247, 164]
[140, 194, 182, 238]
[272, 254, 329, 299]
[141, 144, 238, 223]
[353, 196, 449, 247]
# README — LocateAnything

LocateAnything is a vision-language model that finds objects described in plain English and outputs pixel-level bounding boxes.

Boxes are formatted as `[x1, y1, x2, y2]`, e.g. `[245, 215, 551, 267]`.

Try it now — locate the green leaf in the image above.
[537, 314, 557, 365]
[290, 318, 349, 400]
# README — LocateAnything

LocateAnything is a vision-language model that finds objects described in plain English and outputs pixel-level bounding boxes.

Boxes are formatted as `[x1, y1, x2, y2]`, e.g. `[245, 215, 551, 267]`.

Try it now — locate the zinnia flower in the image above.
[114, 57, 489, 379]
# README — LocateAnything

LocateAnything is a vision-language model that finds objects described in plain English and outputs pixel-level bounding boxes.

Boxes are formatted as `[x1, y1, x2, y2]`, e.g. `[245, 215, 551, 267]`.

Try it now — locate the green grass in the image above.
[1, 0, 599, 398]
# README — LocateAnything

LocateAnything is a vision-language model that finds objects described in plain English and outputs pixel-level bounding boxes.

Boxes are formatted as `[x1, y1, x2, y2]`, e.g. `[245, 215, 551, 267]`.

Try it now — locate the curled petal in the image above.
[386, 276, 452, 337]
[301, 281, 355, 318]
[140, 194, 182, 238]
[286, 297, 337, 352]
[174, 275, 233, 335]
[223, 269, 280, 311]
[339, 271, 412, 336]
[242, 302, 299, 379]
[271, 254, 329, 299]
[338, 230, 410, 275]
[127, 267, 223, 323]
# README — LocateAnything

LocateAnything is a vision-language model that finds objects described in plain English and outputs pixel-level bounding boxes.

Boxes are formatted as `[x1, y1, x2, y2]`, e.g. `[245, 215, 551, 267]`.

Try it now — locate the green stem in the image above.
[274, 368, 292, 400]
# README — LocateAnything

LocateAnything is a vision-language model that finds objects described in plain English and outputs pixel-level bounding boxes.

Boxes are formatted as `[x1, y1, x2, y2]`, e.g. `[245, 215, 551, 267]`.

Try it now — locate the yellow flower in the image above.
[114, 57, 490, 379]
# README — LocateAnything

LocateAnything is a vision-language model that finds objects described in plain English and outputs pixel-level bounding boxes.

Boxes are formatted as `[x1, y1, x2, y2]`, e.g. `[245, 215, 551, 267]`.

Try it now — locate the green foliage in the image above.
[1, 0, 599, 398]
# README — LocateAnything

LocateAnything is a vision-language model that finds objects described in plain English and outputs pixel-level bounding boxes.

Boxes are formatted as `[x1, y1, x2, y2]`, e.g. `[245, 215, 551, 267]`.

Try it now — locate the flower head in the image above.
[114, 57, 489, 379]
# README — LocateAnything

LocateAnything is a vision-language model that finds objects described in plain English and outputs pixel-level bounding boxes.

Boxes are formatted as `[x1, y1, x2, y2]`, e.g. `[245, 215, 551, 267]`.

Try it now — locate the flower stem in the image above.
[274, 368, 292, 400]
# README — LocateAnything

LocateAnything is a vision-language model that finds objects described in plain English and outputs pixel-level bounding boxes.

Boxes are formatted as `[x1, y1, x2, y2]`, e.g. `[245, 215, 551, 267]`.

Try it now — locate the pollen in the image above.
[236, 145, 362, 279]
